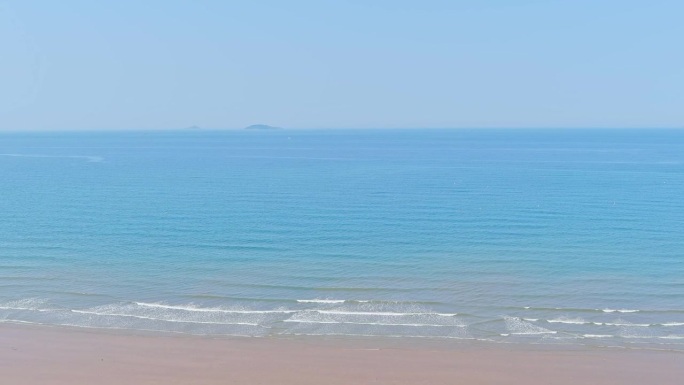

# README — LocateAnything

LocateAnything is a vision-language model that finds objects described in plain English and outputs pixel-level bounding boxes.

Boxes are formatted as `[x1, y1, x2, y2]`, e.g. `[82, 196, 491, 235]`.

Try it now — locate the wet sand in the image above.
[1, 324, 682, 384]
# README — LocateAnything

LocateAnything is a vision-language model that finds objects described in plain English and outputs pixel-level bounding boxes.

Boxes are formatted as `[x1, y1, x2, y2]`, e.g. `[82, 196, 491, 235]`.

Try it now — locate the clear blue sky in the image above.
[1, 0, 682, 131]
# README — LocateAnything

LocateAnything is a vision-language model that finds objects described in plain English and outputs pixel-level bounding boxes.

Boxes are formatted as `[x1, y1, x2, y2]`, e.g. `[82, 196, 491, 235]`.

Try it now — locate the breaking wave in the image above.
[1, 298, 682, 349]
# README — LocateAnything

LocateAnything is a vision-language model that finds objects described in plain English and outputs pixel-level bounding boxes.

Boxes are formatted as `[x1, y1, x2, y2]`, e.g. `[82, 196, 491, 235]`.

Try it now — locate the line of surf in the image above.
[134, 302, 295, 314]
[283, 319, 465, 327]
[0, 306, 58, 312]
[310, 310, 457, 317]
[520, 306, 643, 313]
[71, 310, 263, 326]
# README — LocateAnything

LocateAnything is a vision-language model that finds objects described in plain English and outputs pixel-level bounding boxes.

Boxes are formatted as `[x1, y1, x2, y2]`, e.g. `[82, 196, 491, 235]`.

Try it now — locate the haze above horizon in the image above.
[1, 0, 682, 131]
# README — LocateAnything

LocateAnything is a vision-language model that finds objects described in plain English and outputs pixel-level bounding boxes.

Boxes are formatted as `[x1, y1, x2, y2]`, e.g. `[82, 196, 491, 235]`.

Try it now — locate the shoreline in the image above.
[2, 323, 682, 384]
[2, 318, 682, 353]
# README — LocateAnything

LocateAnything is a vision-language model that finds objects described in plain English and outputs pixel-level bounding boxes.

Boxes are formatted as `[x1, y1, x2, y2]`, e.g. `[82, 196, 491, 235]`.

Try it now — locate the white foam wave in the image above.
[0, 319, 45, 325]
[283, 319, 465, 328]
[70, 310, 262, 326]
[134, 302, 294, 314]
[521, 306, 648, 314]
[661, 322, 684, 327]
[314, 310, 456, 317]
[503, 316, 557, 335]
[0, 306, 55, 312]
[296, 299, 345, 304]
[547, 317, 589, 325]
[0, 299, 54, 312]
[6, 298, 680, 344]
[602, 322, 651, 327]
[135, 302, 455, 317]
[602, 309, 639, 313]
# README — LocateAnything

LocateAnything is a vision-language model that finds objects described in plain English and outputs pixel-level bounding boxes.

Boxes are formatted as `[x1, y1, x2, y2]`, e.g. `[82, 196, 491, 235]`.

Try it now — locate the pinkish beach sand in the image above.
[1, 323, 682, 385]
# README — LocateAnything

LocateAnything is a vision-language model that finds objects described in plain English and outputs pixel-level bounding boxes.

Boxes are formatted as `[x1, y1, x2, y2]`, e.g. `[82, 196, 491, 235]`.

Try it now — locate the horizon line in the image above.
[1, 126, 684, 134]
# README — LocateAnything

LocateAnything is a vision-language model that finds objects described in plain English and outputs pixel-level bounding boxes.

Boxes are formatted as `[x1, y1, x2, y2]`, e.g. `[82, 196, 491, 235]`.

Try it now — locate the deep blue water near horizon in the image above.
[1, 129, 683, 350]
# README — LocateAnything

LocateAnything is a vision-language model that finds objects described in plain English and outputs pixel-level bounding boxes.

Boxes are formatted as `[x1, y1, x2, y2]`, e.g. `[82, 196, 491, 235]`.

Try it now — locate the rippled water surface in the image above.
[1, 129, 683, 350]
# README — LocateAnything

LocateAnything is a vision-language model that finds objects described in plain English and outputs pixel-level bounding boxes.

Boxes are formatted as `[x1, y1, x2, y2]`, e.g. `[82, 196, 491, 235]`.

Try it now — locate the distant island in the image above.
[244, 124, 282, 130]
[185, 125, 201, 130]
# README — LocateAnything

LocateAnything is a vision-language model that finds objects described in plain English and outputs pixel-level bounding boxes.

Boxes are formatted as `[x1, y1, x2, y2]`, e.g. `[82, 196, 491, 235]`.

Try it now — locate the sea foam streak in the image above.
[134, 302, 295, 314]
[297, 299, 345, 304]
[0, 298, 54, 312]
[583, 334, 613, 338]
[70, 310, 262, 326]
[283, 319, 463, 327]
[602, 309, 639, 313]
[0, 306, 54, 312]
[603, 322, 651, 327]
[503, 316, 556, 335]
[313, 310, 457, 317]
[2, 298, 682, 346]
[547, 317, 590, 325]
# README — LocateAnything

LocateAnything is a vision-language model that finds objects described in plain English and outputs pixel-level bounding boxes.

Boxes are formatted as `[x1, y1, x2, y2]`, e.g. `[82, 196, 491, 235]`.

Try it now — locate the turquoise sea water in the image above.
[1, 129, 683, 350]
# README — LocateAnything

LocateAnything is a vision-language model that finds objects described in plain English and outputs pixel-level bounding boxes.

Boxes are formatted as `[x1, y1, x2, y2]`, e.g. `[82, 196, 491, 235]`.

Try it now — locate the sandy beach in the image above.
[1, 324, 682, 385]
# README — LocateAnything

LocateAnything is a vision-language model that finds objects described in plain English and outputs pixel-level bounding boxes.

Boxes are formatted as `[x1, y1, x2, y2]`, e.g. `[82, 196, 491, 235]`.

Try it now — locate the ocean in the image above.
[1, 129, 683, 350]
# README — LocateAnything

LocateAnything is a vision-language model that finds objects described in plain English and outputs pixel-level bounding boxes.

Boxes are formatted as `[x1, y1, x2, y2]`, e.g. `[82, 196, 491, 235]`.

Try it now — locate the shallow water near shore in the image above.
[1, 129, 683, 350]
